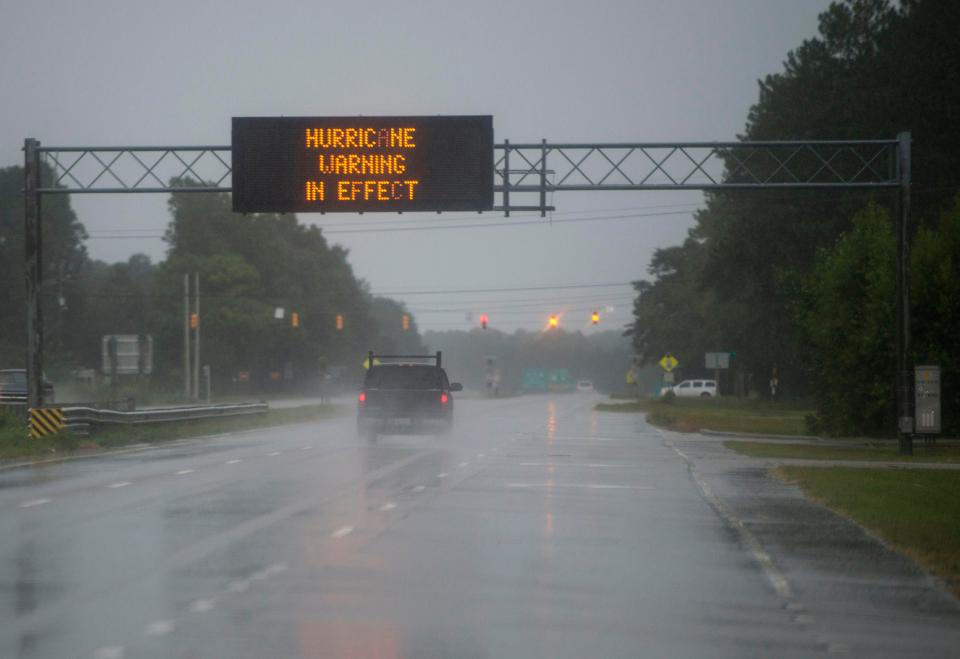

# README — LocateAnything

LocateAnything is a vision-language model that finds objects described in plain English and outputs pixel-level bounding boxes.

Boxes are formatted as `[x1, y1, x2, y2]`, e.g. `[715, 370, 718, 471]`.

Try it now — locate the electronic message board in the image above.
[232, 115, 493, 213]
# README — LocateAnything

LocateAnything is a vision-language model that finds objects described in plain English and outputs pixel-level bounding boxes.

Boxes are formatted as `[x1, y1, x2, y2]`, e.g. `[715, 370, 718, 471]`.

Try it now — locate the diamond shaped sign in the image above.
[658, 354, 679, 372]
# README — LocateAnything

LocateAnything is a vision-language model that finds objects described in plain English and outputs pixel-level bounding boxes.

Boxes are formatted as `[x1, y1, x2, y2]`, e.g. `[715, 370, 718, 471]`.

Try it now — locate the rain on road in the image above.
[2, 395, 959, 658]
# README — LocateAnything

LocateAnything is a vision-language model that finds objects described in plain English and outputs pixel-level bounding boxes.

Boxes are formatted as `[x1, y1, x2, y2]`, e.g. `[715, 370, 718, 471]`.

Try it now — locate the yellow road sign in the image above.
[29, 408, 65, 439]
[658, 354, 679, 372]
[362, 356, 382, 370]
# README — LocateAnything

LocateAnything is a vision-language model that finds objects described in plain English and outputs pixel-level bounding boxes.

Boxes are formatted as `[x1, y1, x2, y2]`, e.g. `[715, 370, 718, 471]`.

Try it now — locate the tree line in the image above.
[627, 0, 960, 435]
[0, 169, 423, 398]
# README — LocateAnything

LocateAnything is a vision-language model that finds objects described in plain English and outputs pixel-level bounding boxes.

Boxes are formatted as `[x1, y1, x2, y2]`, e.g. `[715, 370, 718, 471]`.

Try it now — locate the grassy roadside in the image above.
[727, 440, 960, 463]
[595, 397, 812, 436]
[778, 466, 960, 594]
[0, 404, 346, 462]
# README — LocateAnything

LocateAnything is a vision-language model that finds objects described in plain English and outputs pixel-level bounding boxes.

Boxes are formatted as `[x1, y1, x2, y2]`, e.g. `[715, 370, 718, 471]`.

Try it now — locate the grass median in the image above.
[0, 404, 346, 462]
[595, 397, 812, 436]
[726, 440, 960, 463]
[778, 466, 960, 594]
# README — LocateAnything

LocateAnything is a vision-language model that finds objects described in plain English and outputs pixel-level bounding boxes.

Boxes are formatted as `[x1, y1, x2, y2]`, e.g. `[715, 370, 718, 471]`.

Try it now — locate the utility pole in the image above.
[184, 273, 191, 399]
[896, 131, 913, 455]
[193, 272, 200, 401]
[24, 138, 44, 408]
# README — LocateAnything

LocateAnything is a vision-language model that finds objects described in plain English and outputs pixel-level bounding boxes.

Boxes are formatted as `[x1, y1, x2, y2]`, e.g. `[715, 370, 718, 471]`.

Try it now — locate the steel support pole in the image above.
[24, 138, 44, 409]
[193, 273, 200, 401]
[896, 131, 913, 454]
[540, 139, 547, 217]
[503, 140, 510, 218]
[183, 273, 191, 399]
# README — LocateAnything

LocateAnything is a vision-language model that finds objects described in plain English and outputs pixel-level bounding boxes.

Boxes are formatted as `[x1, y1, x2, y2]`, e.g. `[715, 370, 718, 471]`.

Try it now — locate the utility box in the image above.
[914, 365, 941, 434]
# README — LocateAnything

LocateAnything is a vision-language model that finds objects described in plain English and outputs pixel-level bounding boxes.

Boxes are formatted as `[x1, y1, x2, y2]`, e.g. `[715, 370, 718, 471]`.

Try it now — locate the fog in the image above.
[0, 0, 829, 333]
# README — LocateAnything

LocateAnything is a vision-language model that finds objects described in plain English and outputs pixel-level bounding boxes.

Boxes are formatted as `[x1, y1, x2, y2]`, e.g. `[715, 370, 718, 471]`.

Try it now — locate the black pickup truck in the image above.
[357, 352, 462, 440]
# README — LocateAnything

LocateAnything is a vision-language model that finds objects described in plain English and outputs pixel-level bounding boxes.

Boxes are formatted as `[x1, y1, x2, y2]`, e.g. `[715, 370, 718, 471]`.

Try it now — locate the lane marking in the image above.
[506, 483, 652, 490]
[379, 501, 397, 512]
[251, 562, 288, 580]
[107, 481, 132, 489]
[519, 462, 623, 468]
[331, 525, 354, 539]
[267, 451, 281, 456]
[225, 459, 242, 464]
[144, 620, 175, 636]
[93, 646, 126, 659]
[412, 485, 425, 492]
[458, 461, 469, 468]
[175, 469, 194, 476]
[189, 598, 215, 613]
[478, 453, 485, 458]
[437, 472, 448, 479]
[19, 498, 51, 508]
[226, 579, 250, 593]
[668, 440, 793, 600]
[302, 445, 314, 450]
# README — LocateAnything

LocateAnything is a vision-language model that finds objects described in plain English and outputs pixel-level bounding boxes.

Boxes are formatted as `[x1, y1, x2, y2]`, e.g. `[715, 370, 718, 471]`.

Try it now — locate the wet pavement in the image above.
[1, 395, 958, 658]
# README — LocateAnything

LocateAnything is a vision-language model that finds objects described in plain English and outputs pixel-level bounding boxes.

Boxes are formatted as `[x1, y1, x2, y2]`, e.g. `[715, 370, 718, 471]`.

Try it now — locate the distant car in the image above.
[357, 352, 462, 440]
[666, 379, 717, 398]
[576, 379, 594, 392]
[0, 369, 54, 404]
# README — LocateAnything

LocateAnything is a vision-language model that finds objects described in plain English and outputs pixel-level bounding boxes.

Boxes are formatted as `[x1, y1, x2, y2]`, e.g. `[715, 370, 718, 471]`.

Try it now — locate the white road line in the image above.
[437, 472, 448, 479]
[175, 469, 194, 475]
[519, 462, 622, 468]
[478, 453, 485, 458]
[225, 459, 242, 464]
[302, 445, 314, 450]
[19, 498, 51, 508]
[226, 579, 250, 594]
[458, 461, 469, 468]
[93, 646, 126, 659]
[667, 440, 794, 600]
[331, 525, 354, 539]
[379, 501, 397, 512]
[412, 485, 425, 492]
[506, 483, 653, 490]
[189, 598, 215, 613]
[144, 620, 175, 636]
[267, 451, 281, 456]
[107, 481, 132, 489]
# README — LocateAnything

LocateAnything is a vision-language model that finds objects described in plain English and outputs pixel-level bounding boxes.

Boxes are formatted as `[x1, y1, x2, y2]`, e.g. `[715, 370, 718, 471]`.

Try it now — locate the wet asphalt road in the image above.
[2, 395, 959, 658]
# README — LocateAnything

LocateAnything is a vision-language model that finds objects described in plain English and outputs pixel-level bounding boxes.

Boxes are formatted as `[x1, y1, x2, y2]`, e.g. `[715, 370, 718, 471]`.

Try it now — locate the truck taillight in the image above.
[440, 393, 449, 404]
[358, 391, 366, 403]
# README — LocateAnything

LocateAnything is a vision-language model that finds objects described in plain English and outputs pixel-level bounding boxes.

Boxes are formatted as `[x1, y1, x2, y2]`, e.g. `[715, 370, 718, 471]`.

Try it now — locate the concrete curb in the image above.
[700, 429, 823, 442]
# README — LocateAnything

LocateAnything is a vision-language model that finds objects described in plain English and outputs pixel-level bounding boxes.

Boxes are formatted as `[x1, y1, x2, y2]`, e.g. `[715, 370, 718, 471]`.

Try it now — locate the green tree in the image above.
[799, 204, 896, 435]
[151, 182, 384, 392]
[0, 165, 89, 369]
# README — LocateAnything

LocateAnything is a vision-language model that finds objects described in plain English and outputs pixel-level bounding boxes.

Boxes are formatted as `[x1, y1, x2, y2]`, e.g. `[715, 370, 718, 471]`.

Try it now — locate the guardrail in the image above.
[62, 402, 268, 436]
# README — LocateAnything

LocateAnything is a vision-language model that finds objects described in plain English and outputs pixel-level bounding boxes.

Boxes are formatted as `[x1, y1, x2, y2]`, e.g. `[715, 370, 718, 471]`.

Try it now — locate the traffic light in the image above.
[335, 313, 344, 331]
[480, 313, 489, 330]
[291, 312, 300, 328]
[548, 314, 559, 329]
[591, 310, 600, 325]
[402, 313, 410, 331]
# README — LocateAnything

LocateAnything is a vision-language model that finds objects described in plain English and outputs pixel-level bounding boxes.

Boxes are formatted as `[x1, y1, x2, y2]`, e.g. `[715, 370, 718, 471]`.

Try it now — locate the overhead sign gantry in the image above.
[22, 121, 915, 452]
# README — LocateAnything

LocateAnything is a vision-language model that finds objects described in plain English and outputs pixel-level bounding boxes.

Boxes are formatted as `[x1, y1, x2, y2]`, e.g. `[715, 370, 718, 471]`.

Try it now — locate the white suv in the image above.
[669, 379, 717, 398]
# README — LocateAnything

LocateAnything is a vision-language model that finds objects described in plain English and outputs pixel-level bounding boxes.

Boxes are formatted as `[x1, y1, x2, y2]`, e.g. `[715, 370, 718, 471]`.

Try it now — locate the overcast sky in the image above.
[1, 0, 830, 333]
